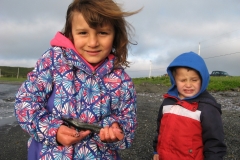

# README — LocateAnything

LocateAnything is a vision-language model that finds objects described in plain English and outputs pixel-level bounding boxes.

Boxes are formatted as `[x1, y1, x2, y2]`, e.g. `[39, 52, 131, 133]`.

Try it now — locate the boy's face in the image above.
[71, 12, 115, 66]
[174, 67, 201, 99]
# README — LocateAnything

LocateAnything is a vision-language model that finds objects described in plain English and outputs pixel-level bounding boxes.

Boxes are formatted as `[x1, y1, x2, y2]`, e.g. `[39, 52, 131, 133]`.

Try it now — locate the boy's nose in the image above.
[185, 81, 191, 87]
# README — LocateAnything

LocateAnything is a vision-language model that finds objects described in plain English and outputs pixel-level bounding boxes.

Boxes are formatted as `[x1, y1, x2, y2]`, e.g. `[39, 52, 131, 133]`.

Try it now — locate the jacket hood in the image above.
[167, 51, 209, 100]
[50, 32, 79, 54]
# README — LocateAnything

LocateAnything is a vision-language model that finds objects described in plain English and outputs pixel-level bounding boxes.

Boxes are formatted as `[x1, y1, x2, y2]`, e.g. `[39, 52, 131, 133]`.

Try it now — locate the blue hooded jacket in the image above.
[166, 51, 209, 99]
[153, 51, 226, 159]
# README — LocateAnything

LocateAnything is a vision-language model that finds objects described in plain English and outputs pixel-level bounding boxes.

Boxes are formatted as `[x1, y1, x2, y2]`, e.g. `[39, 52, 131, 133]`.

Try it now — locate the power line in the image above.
[130, 30, 240, 73]
[203, 51, 240, 59]
[199, 29, 240, 43]
[198, 29, 240, 54]
[127, 51, 240, 73]
[201, 37, 240, 50]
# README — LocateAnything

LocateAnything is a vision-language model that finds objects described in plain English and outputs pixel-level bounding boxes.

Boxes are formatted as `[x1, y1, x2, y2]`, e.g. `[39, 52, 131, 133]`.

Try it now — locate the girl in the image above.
[15, 0, 141, 159]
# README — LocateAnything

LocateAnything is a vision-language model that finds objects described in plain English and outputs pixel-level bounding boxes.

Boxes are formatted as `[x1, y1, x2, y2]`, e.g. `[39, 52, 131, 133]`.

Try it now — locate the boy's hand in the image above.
[153, 154, 159, 160]
[99, 122, 124, 142]
[57, 125, 91, 147]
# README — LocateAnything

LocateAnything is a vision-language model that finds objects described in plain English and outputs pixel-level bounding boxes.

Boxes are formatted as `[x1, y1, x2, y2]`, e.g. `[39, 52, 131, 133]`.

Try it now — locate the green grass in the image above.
[0, 77, 26, 83]
[132, 76, 171, 86]
[208, 76, 240, 91]
[132, 76, 240, 92]
[0, 66, 33, 78]
[1, 75, 240, 92]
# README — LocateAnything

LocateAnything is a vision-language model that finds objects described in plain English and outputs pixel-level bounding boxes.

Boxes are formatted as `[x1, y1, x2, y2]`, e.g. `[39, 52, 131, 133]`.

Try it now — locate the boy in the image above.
[153, 51, 226, 160]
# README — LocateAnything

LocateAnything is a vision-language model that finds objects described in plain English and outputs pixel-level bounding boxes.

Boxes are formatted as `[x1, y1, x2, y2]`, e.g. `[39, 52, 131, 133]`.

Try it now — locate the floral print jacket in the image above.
[15, 32, 137, 160]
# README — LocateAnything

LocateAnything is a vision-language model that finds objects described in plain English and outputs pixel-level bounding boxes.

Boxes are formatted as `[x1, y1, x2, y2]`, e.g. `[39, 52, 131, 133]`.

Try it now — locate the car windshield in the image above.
[222, 72, 228, 75]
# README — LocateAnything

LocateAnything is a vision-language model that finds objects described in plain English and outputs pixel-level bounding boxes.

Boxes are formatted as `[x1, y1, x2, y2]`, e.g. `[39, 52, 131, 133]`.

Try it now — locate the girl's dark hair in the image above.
[62, 0, 141, 68]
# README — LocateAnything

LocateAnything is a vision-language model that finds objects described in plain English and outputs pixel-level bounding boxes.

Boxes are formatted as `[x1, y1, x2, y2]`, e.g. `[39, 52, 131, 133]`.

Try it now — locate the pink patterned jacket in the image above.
[15, 32, 137, 160]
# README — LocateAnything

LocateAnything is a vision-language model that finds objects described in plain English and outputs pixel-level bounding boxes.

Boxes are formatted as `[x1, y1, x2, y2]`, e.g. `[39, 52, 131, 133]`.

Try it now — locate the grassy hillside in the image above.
[1, 66, 240, 92]
[0, 66, 33, 78]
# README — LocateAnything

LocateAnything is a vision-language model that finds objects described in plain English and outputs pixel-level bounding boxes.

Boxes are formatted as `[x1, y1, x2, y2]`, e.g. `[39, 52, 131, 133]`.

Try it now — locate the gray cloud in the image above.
[0, 0, 239, 77]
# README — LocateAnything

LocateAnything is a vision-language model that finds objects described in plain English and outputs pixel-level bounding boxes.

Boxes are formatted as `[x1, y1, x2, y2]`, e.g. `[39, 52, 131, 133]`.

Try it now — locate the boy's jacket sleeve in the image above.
[201, 103, 226, 159]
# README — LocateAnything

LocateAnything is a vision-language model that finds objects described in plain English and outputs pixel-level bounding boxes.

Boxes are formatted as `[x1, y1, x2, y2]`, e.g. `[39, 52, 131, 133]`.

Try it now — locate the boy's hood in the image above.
[166, 51, 209, 100]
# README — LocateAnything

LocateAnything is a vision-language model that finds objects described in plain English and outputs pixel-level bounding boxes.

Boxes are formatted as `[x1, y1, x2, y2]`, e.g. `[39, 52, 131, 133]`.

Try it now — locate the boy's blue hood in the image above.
[167, 51, 209, 99]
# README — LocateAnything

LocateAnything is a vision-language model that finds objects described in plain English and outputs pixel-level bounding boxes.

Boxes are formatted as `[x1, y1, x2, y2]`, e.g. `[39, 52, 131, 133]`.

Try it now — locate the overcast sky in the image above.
[1, 0, 240, 78]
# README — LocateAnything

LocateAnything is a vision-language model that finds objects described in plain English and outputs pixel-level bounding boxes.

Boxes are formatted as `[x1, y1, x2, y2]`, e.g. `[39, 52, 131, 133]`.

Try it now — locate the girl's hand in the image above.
[57, 125, 91, 147]
[99, 122, 124, 143]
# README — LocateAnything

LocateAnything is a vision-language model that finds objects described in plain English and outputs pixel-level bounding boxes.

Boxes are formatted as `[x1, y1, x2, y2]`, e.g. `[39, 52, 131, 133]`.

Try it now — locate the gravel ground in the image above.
[0, 83, 239, 160]
[118, 83, 240, 160]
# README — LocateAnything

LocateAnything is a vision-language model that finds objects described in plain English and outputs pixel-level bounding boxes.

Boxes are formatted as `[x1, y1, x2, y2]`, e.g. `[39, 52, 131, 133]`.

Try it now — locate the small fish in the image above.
[61, 117, 102, 133]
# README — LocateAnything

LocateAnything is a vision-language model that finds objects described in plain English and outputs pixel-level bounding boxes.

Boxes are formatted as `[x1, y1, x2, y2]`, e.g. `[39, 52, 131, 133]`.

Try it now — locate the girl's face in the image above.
[71, 12, 115, 66]
[174, 67, 201, 99]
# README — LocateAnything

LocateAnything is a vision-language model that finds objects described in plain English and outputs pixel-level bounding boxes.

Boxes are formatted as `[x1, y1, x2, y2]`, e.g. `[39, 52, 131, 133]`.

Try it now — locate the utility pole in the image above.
[17, 67, 19, 79]
[0, 69, 1, 78]
[149, 60, 152, 78]
[198, 42, 201, 55]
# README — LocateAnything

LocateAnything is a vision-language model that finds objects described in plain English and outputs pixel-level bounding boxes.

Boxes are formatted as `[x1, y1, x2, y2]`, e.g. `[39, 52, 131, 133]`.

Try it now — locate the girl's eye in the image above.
[99, 32, 108, 35]
[79, 32, 87, 35]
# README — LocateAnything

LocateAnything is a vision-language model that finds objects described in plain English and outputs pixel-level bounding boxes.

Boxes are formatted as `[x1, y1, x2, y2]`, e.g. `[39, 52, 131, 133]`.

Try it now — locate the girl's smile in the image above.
[85, 50, 101, 56]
